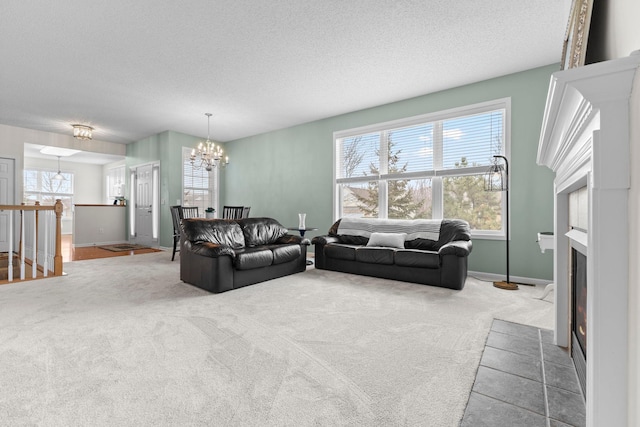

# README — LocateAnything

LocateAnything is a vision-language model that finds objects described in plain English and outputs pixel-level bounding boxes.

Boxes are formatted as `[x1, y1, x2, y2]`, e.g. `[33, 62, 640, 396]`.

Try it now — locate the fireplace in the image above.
[571, 247, 586, 397]
[537, 52, 640, 425]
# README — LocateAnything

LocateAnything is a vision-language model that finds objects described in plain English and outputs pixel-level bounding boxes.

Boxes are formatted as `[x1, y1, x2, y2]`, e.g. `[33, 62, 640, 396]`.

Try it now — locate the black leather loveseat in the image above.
[180, 217, 307, 293]
[311, 218, 472, 290]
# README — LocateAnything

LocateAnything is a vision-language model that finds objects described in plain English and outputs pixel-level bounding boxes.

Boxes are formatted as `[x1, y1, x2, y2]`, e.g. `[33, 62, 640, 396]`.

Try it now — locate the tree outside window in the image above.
[334, 100, 508, 236]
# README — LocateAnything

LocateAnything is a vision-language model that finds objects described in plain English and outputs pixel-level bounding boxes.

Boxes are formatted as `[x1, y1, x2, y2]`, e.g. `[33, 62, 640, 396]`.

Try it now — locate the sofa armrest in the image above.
[275, 234, 310, 245]
[438, 240, 472, 257]
[185, 241, 236, 258]
[311, 235, 339, 245]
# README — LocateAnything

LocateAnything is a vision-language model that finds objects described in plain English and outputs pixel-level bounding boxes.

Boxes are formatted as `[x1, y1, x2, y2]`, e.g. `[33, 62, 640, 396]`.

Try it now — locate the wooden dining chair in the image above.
[242, 206, 251, 218]
[222, 205, 244, 220]
[180, 206, 199, 219]
[169, 205, 182, 261]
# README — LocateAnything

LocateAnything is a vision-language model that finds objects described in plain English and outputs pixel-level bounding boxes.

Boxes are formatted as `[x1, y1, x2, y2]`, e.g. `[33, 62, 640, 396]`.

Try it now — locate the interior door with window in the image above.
[0, 158, 15, 252]
[134, 164, 153, 246]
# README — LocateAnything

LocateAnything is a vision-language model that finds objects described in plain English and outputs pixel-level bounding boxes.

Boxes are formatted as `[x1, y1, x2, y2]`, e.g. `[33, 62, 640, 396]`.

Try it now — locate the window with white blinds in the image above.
[182, 147, 217, 216]
[334, 99, 509, 236]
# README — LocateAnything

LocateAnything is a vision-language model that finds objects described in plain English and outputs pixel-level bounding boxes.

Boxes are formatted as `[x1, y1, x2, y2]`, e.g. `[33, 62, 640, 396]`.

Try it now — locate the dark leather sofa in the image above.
[180, 217, 307, 293]
[311, 218, 472, 290]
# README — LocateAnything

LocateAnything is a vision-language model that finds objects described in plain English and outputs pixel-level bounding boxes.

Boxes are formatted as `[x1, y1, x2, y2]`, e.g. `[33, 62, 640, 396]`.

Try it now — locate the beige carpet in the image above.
[0, 252, 553, 426]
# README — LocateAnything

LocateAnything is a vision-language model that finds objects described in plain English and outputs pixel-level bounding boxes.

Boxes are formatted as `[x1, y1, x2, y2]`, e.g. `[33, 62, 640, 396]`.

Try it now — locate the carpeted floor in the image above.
[0, 252, 553, 426]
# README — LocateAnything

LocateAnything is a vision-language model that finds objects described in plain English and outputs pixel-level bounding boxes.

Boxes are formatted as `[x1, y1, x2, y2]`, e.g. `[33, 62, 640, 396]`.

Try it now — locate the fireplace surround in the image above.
[537, 51, 640, 426]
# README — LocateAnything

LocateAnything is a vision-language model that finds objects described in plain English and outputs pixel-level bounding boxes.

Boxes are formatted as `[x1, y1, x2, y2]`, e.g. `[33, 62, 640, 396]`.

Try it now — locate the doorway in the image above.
[0, 157, 15, 253]
[131, 162, 159, 247]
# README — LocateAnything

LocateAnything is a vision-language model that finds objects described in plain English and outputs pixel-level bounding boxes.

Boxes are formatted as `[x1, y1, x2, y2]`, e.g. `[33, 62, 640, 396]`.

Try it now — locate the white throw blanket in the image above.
[337, 217, 442, 241]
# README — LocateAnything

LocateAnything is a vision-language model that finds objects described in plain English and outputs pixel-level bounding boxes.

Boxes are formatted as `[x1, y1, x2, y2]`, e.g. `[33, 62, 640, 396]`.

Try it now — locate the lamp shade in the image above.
[484, 163, 508, 191]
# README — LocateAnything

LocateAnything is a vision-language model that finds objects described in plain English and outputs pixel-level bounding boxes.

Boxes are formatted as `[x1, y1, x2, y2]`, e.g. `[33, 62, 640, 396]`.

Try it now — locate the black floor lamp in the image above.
[484, 155, 518, 290]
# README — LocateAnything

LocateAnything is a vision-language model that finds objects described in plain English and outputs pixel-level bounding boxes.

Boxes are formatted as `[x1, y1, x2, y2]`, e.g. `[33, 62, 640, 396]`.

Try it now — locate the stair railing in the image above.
[0, 199, 63, 282]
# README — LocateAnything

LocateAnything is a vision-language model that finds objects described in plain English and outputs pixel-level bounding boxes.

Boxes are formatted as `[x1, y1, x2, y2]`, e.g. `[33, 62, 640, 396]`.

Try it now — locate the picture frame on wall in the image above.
[561, 0, 594, 70]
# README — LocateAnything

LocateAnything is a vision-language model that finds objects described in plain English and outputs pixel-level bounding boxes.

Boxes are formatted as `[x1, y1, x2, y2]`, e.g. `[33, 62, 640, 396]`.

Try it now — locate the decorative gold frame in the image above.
[561, 0, 594, 70]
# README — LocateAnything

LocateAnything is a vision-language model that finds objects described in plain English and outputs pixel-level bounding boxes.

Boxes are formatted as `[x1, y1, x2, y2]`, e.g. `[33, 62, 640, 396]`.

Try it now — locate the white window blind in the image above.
[182, 147, 217, 216]
[334, 99, 509, 236]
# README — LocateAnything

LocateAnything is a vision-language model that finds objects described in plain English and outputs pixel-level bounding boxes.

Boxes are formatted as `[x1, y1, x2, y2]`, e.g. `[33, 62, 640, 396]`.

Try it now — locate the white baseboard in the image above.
[467, 270, 553, 287]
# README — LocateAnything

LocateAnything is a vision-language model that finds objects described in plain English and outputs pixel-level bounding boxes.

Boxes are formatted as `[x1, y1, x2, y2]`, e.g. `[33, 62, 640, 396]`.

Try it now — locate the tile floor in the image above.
[461, 319, 585, 427]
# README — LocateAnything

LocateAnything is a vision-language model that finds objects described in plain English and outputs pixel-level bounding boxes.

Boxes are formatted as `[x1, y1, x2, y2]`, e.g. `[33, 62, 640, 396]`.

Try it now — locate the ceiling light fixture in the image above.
[72, 124, 93, 140]
[52, 156, 66, 181]
[190, 113, 227, 172]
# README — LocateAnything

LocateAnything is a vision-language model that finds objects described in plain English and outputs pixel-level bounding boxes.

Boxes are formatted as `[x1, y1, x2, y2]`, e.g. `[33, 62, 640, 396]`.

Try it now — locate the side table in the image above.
[288, 227, 318, 265]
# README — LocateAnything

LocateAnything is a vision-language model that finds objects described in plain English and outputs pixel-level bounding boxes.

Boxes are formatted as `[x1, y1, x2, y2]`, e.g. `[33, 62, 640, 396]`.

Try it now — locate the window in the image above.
[23, 169, 74, 220]
[105, 165, 125, 204]
[182, 147, 217, 215]
[334, 99, 509, 237]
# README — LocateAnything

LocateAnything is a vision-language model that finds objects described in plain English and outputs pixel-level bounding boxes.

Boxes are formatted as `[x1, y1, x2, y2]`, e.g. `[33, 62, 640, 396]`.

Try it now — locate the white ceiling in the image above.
[0, 1, 570, 145]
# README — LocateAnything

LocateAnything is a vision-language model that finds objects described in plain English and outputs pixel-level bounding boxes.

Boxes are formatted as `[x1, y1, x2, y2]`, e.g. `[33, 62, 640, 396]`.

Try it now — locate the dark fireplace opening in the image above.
[571, 248, 587, 397]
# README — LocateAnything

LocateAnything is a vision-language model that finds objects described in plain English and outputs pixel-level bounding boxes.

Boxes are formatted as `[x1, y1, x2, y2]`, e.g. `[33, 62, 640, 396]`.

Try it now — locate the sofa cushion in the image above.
[324, 243, 358, 261]
[395, 249, 440, 268]
[234, 247, 274, 270]
[187, 241, 236, 258]
[404, 238, 439, 251]
[366, 232, 406, 248]
[182, 219, 245, 249]
[269, 244, 302, 265]
[355, 247, 395, 265]
[238, 217, 288, 247]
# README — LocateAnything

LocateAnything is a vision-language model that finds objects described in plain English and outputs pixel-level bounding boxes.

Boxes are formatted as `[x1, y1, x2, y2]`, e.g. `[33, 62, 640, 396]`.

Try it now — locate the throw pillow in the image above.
[366, 232, 406, 249]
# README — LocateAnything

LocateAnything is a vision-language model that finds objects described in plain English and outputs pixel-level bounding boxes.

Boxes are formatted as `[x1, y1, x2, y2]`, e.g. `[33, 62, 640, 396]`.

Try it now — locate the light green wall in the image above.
[223, 64, 557, 281]
[126, 130, 223, 248]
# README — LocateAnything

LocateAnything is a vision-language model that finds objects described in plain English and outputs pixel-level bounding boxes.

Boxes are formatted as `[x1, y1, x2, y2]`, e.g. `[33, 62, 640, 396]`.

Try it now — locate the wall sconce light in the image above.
[72, 124, 93, 140]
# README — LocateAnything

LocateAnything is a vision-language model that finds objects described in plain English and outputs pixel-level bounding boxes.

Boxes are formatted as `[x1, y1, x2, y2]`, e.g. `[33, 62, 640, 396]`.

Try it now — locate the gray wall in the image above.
[126, 130, 226, 248]
[222, 64, 558, 281]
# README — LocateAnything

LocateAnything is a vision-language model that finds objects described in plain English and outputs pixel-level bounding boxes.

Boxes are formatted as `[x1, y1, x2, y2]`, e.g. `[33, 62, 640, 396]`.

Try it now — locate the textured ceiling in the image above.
[0, 1, 569, 145]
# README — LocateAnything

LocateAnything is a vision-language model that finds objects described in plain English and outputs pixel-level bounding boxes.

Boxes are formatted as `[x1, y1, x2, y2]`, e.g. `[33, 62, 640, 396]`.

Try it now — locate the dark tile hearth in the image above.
[461, 320, 585, 427]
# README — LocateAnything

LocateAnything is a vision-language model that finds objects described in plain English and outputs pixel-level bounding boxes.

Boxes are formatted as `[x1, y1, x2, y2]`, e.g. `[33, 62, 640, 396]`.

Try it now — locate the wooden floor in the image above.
[62, 235, 162, 262]
[1, 236, 163, 285]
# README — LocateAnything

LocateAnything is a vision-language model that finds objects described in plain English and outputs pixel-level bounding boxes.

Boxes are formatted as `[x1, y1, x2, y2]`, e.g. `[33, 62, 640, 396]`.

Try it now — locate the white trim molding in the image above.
[537, 50, 640, 427]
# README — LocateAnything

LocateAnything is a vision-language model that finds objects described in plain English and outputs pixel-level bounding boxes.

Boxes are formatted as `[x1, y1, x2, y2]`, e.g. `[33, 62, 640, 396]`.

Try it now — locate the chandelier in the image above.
[190, 113, 227, 171]
[72, 124, 93, 140]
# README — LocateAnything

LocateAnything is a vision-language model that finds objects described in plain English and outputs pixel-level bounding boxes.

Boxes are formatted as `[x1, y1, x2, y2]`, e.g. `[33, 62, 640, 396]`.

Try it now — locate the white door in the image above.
[135, 164, 153, 246]
[0, 158, 15, 252]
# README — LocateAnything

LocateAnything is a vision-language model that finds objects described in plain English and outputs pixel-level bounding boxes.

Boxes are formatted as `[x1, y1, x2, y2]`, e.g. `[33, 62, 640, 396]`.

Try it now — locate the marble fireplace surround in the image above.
[537, 52, 640, 427]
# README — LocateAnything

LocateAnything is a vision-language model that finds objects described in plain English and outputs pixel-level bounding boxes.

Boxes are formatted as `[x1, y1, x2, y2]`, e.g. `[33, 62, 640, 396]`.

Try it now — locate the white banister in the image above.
[19, 208, 25, 280]
[8, 210, 13, 282]
[1, 200, 63, 283]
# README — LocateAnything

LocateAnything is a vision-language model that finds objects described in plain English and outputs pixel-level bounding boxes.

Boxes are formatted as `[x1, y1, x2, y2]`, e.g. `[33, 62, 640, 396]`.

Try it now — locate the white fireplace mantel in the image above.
[537, 51, 640, 427]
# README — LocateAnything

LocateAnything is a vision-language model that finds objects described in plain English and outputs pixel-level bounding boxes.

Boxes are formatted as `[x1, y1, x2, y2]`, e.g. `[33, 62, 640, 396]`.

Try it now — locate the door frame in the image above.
[0, 157, 16, 253]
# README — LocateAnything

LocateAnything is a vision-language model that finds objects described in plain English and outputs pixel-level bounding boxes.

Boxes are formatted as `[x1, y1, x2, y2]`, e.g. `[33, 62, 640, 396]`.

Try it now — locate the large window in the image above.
[23, 169, 74, 220]
[334, 99, 509, 237]
[182, 147, 217, 216]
